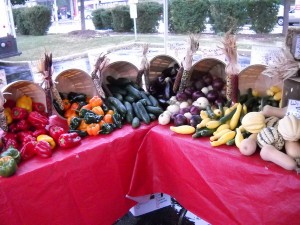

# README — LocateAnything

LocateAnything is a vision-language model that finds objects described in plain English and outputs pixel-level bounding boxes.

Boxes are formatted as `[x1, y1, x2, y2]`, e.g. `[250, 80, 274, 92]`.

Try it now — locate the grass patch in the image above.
[5, 32, 285, 62]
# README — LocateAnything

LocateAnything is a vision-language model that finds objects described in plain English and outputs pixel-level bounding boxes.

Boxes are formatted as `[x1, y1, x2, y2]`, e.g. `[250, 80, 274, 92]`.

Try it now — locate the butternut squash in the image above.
[239, 133, 257, 156]
[262, 105, 287, 118]
[285, 140, 300, 166]
[260, 144, 299, 171]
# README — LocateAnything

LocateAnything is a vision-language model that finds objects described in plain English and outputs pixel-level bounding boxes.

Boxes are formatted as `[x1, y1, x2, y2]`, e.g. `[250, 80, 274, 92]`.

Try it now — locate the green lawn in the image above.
[5, 32, 285, 62]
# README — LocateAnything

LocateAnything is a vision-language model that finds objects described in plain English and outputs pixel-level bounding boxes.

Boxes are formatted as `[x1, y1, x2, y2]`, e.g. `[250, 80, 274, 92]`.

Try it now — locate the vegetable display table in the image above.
[127, 125, 300, 225]
[0, 116, 156, 225]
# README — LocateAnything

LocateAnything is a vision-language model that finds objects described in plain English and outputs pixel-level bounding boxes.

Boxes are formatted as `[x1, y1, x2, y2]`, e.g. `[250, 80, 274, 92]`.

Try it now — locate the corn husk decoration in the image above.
[37, 53, 63, 116]
[173, 62, 184, 93]
[221, 31, 240, 103]
[178, 34, 199, 92]
[136, 44, 150, 91]
[91, 53, 110, 98]
[262, 49, 300, 80]
[0, 90, 8, 132]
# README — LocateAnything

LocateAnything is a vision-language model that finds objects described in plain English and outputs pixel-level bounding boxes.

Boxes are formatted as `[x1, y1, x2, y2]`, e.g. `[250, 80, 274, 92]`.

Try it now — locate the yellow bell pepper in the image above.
[16, 95, 32, 112]
[37, 134, 56, 149]
[4, 108, 13, 124]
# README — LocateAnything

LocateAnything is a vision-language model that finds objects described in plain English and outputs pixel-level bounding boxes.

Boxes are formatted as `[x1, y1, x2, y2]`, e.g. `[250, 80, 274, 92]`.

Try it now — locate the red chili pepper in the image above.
[1, 132, 19, 150]
[20, 141, 37, 161]
[49, 125, 66, 143]
[32, 128, 48, 137]
[11, 107, 28, 120]
[58, 133, 81, 148]
[34, 140, 52, 158]
[32, 102, 46, 113]
[16, 119, 31, 131]
[3, 99, 16, 109]
[28, 111, 49, 129]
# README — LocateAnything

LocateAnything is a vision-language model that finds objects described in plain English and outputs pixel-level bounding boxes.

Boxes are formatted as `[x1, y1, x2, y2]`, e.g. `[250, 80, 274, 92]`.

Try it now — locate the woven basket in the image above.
[190, 58, 226, 83]
[238, 64, 283, 96]
[102, 60, 139, 84]
[55, 69, 98, 97]
[2, 80, 47, 111]
[149, 55, 179, 82]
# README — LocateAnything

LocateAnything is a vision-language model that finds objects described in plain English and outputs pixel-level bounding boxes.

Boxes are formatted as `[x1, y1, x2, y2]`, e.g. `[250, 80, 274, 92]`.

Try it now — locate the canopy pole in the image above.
[163, 0, 168, 54]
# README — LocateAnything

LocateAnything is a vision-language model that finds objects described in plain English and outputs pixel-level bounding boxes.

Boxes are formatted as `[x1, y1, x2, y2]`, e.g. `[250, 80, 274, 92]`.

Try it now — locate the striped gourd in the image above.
[257, 127, 284, 150]
[265, 116, 280, 129]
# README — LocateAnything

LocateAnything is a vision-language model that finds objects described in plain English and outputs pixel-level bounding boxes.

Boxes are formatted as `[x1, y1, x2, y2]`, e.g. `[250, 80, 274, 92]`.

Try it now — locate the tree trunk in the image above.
[80, 0, 86, 30]
[283, 0, 291, 35]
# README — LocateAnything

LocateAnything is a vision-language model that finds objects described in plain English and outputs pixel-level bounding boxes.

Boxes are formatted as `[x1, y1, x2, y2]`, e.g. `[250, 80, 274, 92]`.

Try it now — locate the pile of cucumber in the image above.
[105, 76, 164, 128]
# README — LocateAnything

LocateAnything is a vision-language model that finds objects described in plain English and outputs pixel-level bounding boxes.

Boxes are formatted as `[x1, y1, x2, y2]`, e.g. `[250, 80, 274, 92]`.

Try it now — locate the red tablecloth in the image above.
[128, 125, 300, 225]
[0, 116, 156, 225]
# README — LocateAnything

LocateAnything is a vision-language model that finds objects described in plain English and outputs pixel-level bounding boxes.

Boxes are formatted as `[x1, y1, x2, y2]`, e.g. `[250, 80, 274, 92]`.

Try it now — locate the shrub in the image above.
[246, 0, 280, 33]
[169, 0, 210, 33]
[13, 6, 51, 35]
[92, 8, 113, 30]
[111, 5, 133, 32]
[136, 1, 163, 33]
[209, 0, 249, 34]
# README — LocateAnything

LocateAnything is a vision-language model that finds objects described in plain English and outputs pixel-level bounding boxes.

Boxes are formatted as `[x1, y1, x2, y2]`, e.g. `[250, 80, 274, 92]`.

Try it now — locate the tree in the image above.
[11, 0, 26, 5]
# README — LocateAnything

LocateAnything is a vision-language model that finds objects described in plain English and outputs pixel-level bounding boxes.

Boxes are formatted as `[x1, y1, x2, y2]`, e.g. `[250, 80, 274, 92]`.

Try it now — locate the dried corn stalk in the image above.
[262, 49, 300, 80]
[136, 44, 150, 91]
[221, 31, 239, 103]
[38, 53, 63, 116]
[0, 90, 8, 131]
[178, 34, 199, 92]
[91, 53, 110, 98]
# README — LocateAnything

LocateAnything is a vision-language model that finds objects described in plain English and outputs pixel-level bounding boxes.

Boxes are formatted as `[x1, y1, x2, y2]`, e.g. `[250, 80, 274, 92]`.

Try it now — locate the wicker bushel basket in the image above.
[189, 58, 226, 87]
[238, 64, 283, 96]
[102, 60, 139, 84]
[2, 80, 47, 111]
[55, 69, 98, 98]
[149, 55, 179, 82]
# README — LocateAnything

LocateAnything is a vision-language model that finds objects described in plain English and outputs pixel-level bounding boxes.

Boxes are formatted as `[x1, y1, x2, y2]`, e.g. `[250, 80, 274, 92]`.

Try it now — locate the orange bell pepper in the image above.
[87, 123, 100, 136]
[92, 106, 104, 116]
[64, 108, 77, 118]
[106, 110, 114, 115]
[89, 96, 103, 108]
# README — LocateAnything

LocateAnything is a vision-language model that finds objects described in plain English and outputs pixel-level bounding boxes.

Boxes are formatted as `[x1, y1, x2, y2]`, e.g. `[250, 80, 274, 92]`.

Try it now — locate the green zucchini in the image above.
[108, 85, 127, 96]
[145, 106, 164, 116]
[140, 91, 152, 106]
[136, 101, 151, 124]
[206, 105, 217, 119]
[148, 95, 159, 107]
[132, 102, 142, 120]
[107, 96, 127, 116]
[124, 101, 134, 123]
[113, 93, 123, 102]
[219, 108, 237, 124]
[132, 117, 141, 128]
[192, 128, 215, 138]
[125, 84, 142, 100]
[124, 95, 136, 103]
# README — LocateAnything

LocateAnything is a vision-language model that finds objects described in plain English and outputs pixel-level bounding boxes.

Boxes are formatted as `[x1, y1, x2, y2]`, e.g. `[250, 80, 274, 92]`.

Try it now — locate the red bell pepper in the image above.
[32, 102, 46, 113]
[58, 133, 81, 148]
[2, 132, 19, 150]
[16, 119, 30, 131]
[3, 99, 16, 109]
[28, 111, 49, 129]
[32, 128, 48, 137]
[8, 123, 18, 133]
[49, 125, 66, 143]
[17, 131, 34, 142]
[11, 107, 28, 120]
[34, 140, 52, 158]
[20, 141, 37, 161]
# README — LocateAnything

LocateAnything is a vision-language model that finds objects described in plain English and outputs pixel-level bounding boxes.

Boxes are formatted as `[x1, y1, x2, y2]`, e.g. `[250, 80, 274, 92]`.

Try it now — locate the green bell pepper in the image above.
[0, 146, 21, 164]
[0, 156, 17, 177]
